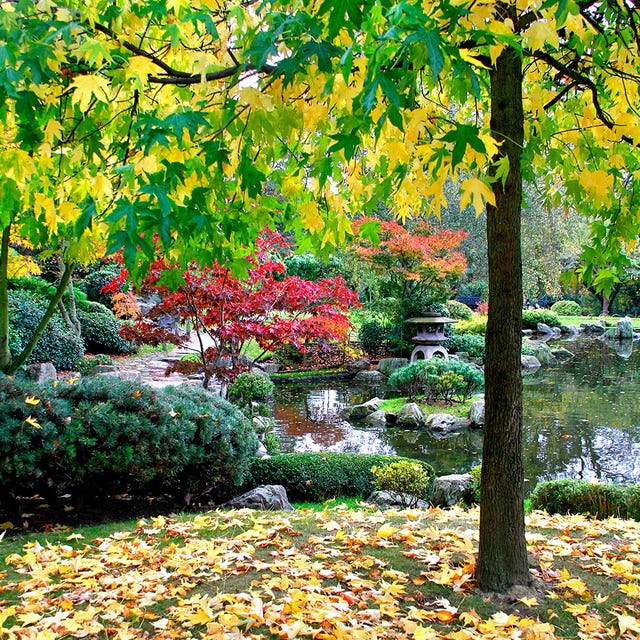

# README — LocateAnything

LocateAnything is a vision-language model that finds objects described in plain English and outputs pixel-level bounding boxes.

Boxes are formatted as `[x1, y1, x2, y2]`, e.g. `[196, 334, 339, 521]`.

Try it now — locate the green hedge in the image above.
[445, 333, 485, 358]
[522, 309, 561, 330]
[446, 300, 473, 321]
[0, 375, 258, 506]
[453, 317, 487, 335]
[78, 303, 132, 355]
[77, 264, 122, 308]
[247, 453, 435, 502]
[530, 479, 640, 520]
[550, 300, 582, 316]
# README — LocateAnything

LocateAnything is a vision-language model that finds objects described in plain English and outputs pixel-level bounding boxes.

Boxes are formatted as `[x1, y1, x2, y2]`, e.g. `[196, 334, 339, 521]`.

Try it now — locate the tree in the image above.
[2, 0, 639, 592]
[108, 232, 358, 389]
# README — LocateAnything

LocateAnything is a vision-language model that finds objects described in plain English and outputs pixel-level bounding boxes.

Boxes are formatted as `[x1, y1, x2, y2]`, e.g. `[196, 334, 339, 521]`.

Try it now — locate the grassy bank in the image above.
[380, 396, 475, 418]
[559, 314, 640, 328]
[2, 504, 639, 638]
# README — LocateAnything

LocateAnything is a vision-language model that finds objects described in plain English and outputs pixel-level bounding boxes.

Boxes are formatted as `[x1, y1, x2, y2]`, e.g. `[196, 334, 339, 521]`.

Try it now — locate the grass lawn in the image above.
[380, 396, 475, 418]
[559, 315, 640, 328]
[2, 504, 638, 638]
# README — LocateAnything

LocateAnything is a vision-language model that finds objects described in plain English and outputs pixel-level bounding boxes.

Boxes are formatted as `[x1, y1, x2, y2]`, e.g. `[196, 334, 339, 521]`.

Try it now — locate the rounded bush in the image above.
[358, 319, 389, 356]
[78, 304, 132, 354]
[284, 253, 324, 281]
[77, 264, 122, 308]
[446, 300, 473, 320]
[454, 317, 487, 335]
[445, 333, 485, 358]
[228, 371, 275, 407]
[8, 290, 85, 370]
[521, 309, 561, 330]
[371, 460, 432, 506]
[247, 453, 434, 502]
[550, 300, 582, 316]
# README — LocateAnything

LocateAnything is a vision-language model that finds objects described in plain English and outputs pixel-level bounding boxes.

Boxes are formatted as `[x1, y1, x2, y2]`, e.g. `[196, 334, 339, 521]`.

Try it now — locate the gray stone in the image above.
[536, 322, 557, 336]
[468, 400, 485, 427]
[522, 329, 533, 336]
[354, 370, 385, 382]
[347, 358, 371, 375]
[431, 473, 475, 508]
[366, 490, 430, 509]
[526, 340, 556, 365]
[118, 370, 143, 382]
[224, 485, 294, 511]
[617, 316, 634, 339]
[521, 354, 541, 371]
[581, 321, 606, 334]
[255, 442, 269, 458]
[363, 409, 387, 427]
[90, 364, 119, 374]
[256, 363, 282, 374]
[560, 324, 580, 336]
[26, 362, 57, 382]
[395, 402, 427, 428]
[345, 397, 382, 421]
[614, 339, 633, 359]
[377, 357, 409, 376]
[425, 412, 468, 433]
[550, 347, 574, 362]
[604, 327, 617, 339]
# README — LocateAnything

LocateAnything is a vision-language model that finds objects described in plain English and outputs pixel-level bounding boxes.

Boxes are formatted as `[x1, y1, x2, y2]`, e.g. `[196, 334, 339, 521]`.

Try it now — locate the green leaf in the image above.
[441, 124, 486, 169]
[156, 269, 186, 292]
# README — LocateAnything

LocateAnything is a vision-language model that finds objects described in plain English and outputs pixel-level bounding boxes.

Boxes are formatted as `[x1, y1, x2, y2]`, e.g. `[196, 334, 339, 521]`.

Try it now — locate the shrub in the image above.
[454, 317, 487, 335]
[284, 253, 324, 281]
[469, 465, 482, 504]
[371, 460, 432, 507]
[458, 280, 488, 299]
[389, 359, 484, 402]
[8, 290, 85, 370]
[74, 354, 114, 375]
[358, 319, 389, 356]
[550, 300, 582, 316]
[77, 264, 122, 308]
[446, 300, 473, 320]
[529, 479, 640, 520]
[273, 344, 305, 367]
[228, 372, 275, 408]
[521, 309, 561, 330]
[0, 375, 258, 507]
[78, 304, 132, 354]
[445, 333, 485, 358]
[247, 453, 434, 502]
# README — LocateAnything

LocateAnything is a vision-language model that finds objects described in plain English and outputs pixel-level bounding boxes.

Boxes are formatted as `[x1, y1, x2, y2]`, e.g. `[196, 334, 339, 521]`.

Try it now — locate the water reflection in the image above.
[272, 337, 640, 487]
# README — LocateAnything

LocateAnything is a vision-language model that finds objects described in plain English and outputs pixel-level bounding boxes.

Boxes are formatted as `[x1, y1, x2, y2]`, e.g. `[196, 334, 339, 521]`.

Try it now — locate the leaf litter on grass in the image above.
[1, 505, 640, 638]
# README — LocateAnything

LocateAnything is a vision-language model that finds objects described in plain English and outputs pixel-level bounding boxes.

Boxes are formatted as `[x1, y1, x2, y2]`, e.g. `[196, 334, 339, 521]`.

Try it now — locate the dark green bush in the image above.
[445, 333, 485, 358]
[247, 453, 434, 502]
[77, 264, 122, 308]
[446, 300, 473, 320]
[78, 303, 132, 354]
[8, 290, 85, 370]
[358, 319, 389, 357]
[284, 253, 324, 281]
[228, 372, 275, 409]
[0, 375, 258, 507]
[521, 309, 561, 330]
[550, 300, 582, 316]
[530, 479, 640, 520]
[389, 358, 484, 402]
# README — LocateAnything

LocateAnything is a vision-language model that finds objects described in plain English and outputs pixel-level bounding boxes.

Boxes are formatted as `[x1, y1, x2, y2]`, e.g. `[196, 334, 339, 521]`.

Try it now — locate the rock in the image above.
[347, 358, 371, 375]
[425, 413, 468, 433]
[526, 340, 556, 365]
[345, 397, 382, 421]
[366, 490, 429, 509]
[26, 362, 57, 382]
[560, 324, 580, 336]
[431, 473, 475, 507]
[90, 364, 119, 374]
[614, 339, 633, 359]
[224, 485, 294, 511]
[468, 400, 485, 427]
[617, 316, 634, 339]
[395, 402, 427, 428]
[354, 370, 385, 382]
[255, 442, 269, 458]
[522, 329, 533, 336]
[377, 358, 409, 376]
[521, 354, 541, 371]
[256, 363, 281, 374]
[604, 327, 617, 339]
[581, 321, 605, 335]
[550, 347, 574, 362]
[118, 371, 143, 382]
[536, 322, 560, 336]
[363, 409, 387, 427]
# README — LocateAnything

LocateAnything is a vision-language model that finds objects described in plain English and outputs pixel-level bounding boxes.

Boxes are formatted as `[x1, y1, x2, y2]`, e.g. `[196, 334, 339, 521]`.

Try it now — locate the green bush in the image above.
[371, 460, 432, 507]
[273, 344, 305, 367]
[454, 317, 487, 335]
[8, 290, 85, 370]
[284, 253, 324, 281]
[388, 358, 484, 402]
[445, 333, 485, 358]
[521, 309, 561, 330]
[78, 304, 132, 354]
[0, 375, 258, 507]
[247, 453, 434, 502]
[358, 319, 389, 356]
[458, 280, 488, 299]
[446, 300, 473, 320]
[77, 264, 122, 308]
[74, 354, 114, 375]
[530, 479, 640, 520]
[550, 300, 582, 316]
[228, 372, 275, 408]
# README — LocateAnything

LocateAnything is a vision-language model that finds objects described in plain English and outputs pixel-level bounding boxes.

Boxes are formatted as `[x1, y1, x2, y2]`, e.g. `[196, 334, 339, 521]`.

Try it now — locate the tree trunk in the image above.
[0, 226, 11, 371]
[476, 45, 531, 591]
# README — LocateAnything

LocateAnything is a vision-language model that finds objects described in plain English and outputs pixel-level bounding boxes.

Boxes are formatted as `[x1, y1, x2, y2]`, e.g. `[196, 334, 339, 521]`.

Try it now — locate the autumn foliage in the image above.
[105, 233, 359, 386]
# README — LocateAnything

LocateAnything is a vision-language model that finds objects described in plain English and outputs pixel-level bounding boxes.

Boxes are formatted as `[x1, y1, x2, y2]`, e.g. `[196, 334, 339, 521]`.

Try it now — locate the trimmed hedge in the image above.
[453, 317, 487, 335]
[522, 309, 561, 330]
[78, 303, 132, 354]
[445, 333, 485, 358]
[0, 375, 258, 506]
[550, 300, 582, 316]
[247, 453, 435, 502]
[530, 479, 640, 520]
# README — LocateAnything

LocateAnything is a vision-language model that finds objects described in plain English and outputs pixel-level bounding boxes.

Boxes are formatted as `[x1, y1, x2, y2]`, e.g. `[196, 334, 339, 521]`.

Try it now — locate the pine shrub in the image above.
[78, 303, 132, 354]
[445, 333, 485, 358]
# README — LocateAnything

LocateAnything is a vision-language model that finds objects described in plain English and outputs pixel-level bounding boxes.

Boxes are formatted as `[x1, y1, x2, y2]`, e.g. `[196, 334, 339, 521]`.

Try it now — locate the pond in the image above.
[272, 337, 640, 489]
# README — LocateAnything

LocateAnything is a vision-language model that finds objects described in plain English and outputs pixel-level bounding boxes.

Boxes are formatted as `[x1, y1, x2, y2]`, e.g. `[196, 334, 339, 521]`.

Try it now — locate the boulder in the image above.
[345, 397, 382, 421]
[395, 402, 427, 428]
[364, 409, 387, 427]
[347, 358, 371, 375]
[604, 327, 617, 339]
[526, 340, 556, 365]
[536, 322, 560, 337]
[354, 370, 385, 382]
[468, 400, 485, 427]
[521, 354, 541, 371]
[580, 321, 606, 335]
[550, 347, 574, 362]
[224, 485, 294, 511]
[431, 473, 475, 508]
[26, 362, 57, 382]
[425, 413, 468, 433]
[366, 490, 429, 509]
[377, 358, 409, 376]
[617, 316, 634, 339]
[90, 364, 119, 374]
[254, 442, 269, 458]
[560, 324, 580, 336]
[255, 362, 281, 374]
[118, 371, 143, 382]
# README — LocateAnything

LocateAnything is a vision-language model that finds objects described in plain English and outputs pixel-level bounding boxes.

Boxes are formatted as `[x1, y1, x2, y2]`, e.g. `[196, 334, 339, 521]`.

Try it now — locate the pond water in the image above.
[272, 337, 640, 489]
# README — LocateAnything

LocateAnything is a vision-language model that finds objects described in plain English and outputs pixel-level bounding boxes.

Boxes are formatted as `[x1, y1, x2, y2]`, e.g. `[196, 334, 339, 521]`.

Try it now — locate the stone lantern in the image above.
[405, 314, 457, 361]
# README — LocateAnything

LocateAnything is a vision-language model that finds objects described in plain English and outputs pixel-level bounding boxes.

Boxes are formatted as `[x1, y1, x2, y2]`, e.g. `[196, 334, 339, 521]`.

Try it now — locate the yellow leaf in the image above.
[376, 523, 398, 539]
[564, 602, 588, 616]
[617, 613, 640, 636]
[0, 521, 14, 530]
[58, 201, 81, 224]
[300, 201, 325, 233]
[519, 596, 538, 607]
[620, 583, 640, 597]
[24, 415, 41, 429]
[43, 119, 64, 144]
[459, 177, 496, 216]
[25, 395, 40, 406]
[125, 55, 158, 88]
[524, 20, 560, 51]
[70, 74, 111, 112]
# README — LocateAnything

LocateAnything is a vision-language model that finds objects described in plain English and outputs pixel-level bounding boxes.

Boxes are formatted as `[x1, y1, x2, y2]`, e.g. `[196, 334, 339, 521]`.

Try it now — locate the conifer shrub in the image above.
[550, 299, 582, 316]
[247, 453, 434, 502]
[445, 333, 486, 358]
[358, 319, 390, 356]
[77, 264, 122, 308]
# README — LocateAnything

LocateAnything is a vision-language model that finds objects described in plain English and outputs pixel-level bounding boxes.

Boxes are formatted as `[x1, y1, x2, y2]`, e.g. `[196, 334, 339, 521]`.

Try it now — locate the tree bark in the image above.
[476, 44, 531, 591]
